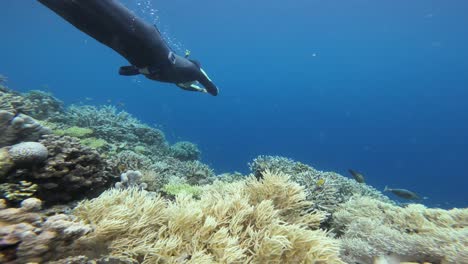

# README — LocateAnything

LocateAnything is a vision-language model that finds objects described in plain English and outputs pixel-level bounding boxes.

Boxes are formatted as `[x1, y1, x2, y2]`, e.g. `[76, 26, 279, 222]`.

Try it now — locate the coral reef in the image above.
[250, 155, 394, 213]
[5, 135, 116, 204]
[169, 141, 201, 161]
[21, 90, 64, 119]
[0, 110, 51, 148]
[115, 170, 147, 190]
[0, 148, 14, 178]
[0, 87, 63, 119]
[80, 137, 108, 150]
[148, 158, 215, 187]
[332, 196, 468, 263]
[110, 150, 153, 172]
[0, 181, 38, 203]
[73, 170, 343, 263]
[52, 105, 168, 155]
[0, 198, 92, 263]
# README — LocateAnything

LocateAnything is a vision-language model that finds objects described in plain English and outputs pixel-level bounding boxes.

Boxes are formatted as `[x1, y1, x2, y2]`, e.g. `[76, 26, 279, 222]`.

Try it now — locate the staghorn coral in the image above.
[0, 198, 92, 263]
[249, 155, 311, 179]
[72, 170, 343, 263]
[169, 141, 201, 161]
[21, 90, 63, 119]
[332, 196, 468, 264]
[0, 110, 51, 148]
[7, 135, 117, 204]
[52, 105, 168, 155]
[133, 158, 215, 194]
[249, 155, 393, 213]
[110, 150, 153, 172]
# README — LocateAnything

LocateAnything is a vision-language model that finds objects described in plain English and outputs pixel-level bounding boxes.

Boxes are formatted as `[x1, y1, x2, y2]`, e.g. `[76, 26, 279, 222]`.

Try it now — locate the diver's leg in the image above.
[37, 0, 171, 68]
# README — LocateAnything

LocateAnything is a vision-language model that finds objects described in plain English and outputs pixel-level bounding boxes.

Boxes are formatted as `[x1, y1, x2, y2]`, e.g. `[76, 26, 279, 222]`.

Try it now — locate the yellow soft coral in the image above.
[73, 170, 343, 263]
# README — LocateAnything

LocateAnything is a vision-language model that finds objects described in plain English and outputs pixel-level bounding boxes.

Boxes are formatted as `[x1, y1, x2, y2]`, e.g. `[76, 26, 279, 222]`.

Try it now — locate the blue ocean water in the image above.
[1, 0, 467, 208]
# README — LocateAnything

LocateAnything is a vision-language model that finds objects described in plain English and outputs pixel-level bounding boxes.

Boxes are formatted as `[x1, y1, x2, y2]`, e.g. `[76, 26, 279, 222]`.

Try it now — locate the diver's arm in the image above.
[37, 0, 171, 68]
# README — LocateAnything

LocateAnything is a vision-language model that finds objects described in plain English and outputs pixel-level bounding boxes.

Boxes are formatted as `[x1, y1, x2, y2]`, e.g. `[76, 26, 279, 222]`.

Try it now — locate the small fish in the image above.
[316, 178, 326, 187]
[84, 97, 93, 101]
[384, 186, 421, 200]
[348, 169, 365, 183]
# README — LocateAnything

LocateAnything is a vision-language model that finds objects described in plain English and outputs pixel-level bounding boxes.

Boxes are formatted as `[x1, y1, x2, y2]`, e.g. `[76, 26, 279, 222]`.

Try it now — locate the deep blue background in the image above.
[1, 1, 467, 208]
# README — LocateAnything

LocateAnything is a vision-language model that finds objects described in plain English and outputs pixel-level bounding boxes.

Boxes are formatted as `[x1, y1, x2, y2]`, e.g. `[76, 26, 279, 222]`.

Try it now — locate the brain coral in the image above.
[8, 142, 49, 167]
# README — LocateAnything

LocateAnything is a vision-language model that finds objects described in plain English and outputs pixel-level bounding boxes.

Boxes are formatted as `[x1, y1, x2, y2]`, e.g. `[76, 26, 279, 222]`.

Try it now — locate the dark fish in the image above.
[348, 169, 365, 183]
[384, 186, 421, 200]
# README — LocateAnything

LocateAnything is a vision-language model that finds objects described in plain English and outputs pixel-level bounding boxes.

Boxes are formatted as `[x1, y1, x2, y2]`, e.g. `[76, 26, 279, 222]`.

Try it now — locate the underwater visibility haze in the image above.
[2, 0, 468, 206]
[0, 0, 467, 262]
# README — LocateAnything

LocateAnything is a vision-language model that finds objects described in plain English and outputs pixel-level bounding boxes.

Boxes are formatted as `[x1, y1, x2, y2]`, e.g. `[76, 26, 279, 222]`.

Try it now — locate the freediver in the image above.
[37, 0, 219, 96]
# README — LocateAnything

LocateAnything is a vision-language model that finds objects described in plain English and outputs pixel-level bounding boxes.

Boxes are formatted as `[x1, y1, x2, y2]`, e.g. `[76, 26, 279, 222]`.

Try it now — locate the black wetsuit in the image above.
[37, 0, 218, 96]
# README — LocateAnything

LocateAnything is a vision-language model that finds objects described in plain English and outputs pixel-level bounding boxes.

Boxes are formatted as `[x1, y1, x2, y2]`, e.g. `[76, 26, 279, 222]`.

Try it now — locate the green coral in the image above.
[133, 145, 148, 155]
[80, 137, 108, 149]
[162, 183, 203, 198]
[54, 126, 93, 138]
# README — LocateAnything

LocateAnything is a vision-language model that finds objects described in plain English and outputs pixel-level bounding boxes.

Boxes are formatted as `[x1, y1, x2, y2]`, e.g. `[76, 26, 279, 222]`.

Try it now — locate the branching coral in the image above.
[52, 105, 168, 155]
[72, 170, 343, 263]
[332, 196, 468, 263]
[169, 141, 201, 161]
[249, 155, 394, 214]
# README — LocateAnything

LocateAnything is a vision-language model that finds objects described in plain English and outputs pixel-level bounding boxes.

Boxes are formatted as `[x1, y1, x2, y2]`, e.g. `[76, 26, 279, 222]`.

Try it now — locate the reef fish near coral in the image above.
[384, 186, 421, 200]
[348, 169, 365, 183]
